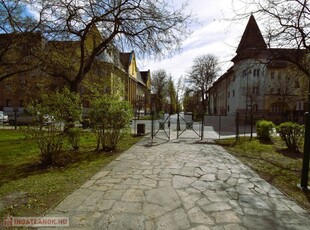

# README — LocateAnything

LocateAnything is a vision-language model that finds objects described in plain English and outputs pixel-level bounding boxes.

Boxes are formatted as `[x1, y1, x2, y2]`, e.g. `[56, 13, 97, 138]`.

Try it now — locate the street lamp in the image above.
[151, 99, 156, 140]
[300, 77, 310, 190]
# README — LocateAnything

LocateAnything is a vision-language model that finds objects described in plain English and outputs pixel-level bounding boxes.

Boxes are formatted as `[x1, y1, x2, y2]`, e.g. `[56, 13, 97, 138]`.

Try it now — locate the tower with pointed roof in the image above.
[208, 15, 307, 123]
[232, 15, 267, 63]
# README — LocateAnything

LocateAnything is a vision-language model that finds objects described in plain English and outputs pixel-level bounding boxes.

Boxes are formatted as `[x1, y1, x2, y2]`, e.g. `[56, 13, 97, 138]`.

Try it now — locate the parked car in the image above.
[43, 114, 55, 125]
[0, 111, 8, 124]
[8, 113, 34, 126]
[9, 113, 55, 126]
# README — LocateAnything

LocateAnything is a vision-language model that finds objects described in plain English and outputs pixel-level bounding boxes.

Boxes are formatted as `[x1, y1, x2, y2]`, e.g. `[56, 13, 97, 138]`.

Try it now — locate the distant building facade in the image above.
[0, 27, 151, 115]
[209, 15, 307, 124]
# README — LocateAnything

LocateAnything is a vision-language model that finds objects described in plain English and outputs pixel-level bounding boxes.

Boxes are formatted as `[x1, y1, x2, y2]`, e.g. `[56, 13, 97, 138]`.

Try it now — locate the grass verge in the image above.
[216, 136, 310, 212]
[0, 129, 142, 218]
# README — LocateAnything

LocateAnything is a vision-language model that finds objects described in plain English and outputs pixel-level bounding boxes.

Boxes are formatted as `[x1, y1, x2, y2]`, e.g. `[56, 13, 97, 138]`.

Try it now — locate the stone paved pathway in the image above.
[43, 137, 310, 229]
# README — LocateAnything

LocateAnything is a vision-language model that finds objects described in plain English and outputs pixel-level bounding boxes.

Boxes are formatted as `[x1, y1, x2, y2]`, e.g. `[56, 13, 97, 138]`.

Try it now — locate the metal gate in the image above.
[151, 113, 171, 140]
[176, 112, 203, 140]
[150, 112, 203, 140]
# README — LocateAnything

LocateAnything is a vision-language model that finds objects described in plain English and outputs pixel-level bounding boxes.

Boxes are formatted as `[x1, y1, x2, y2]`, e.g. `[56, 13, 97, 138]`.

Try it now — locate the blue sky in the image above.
[139, 0, 254, 79]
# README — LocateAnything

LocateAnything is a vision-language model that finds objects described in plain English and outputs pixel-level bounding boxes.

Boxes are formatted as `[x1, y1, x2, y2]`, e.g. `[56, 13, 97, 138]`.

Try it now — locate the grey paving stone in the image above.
[189, 226, 211, 230]
[157, 208, 190, 230]
[143, 203, 167, 219]
[96, 213, 145, 230]
[203, 191, 231, 202]
[121, 188, 145, 202]
[201, 203, 232, 212]
[187, 206, 214, 225]
[103, 189, 126, 200]
[111, 201, 142, 214]
[173, 175, 196, 189]
[191, 180, 209, 191]
[96, 199, 115, 211]
[42, 136, 310, 229]
[145, 186, 181, 212]
[211, 211, 241, 224]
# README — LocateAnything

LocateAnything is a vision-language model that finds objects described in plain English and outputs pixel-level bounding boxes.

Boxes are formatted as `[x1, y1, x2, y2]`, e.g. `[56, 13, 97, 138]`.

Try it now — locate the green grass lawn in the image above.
[216, 137, 310, 212]
[0, 129, 142, 218]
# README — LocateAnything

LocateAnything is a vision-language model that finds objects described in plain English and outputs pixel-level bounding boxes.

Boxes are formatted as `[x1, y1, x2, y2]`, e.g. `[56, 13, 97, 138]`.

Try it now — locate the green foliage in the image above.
[27, 126, 64, 165]
[89, 95, 133, 151]
[67, 127, 82, 151]
[27, 88, 83, 165]
[256, 120, 275, 141]
[276, 122, 304, 153]
[168, 77, 177, 113]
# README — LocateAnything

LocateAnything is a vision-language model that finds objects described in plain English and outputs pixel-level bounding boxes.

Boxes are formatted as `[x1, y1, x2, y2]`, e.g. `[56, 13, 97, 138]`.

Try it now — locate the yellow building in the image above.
[0, 26, 151, 115]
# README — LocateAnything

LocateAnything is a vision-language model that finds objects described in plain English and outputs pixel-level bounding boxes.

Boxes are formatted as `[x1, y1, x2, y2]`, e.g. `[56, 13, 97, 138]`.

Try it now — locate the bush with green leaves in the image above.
[276, 122, 304, 153]
[89, 96, 133, 152]
[256, 120, 275, 141]
[27, 88, 82, 165]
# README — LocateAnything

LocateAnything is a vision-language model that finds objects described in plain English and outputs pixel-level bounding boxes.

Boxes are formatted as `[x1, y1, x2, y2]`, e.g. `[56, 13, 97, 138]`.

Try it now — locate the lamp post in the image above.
[151, 100, 156, 140]
[300, 77, 310, 190]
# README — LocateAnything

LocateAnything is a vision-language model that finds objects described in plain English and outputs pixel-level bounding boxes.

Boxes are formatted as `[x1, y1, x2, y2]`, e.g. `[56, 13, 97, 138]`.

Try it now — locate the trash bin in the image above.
[137, 123, 145, 135]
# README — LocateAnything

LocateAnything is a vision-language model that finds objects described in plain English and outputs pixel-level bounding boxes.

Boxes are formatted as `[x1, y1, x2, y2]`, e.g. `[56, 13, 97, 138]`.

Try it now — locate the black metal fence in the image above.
[131, 112, 306, 141]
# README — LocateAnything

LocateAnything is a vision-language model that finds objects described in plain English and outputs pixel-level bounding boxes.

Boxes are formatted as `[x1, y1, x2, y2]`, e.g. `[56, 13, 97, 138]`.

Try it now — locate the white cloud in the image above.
[138, 0, 252, 80]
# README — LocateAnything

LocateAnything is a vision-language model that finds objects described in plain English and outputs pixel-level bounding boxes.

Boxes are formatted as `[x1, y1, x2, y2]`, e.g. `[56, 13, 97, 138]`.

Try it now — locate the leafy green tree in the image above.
[89, 95, 133, 152]
[27, 88, 82, 165]
[168, 77, 177, 114]
[151, 69, 169, 113]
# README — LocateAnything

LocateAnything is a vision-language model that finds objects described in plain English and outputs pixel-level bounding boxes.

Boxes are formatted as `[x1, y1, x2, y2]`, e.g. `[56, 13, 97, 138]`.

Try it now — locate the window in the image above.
[227, 105, 230, 112]
[277, 88, 281, 95]
[233, 90, 235, 97]
[233, 75, 235, 82]
[253, 69, 260, 77]
[228, 91, 230, 98]
[270, 88, 274, 94]
[270, 71, 274, 79]
[252, 86, 259, 94]
[6, 99, 12, 107]
[272, 103, 281, 113]
[242, 70, 248, 76]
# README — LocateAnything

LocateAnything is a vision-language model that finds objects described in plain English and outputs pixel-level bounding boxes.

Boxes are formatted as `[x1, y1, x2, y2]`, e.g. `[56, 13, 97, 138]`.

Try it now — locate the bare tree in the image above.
[1, 0, 193, 91]
[187, 54, 220, 114]
[0, 0, 46, 83]
[151, 69, 169, 113]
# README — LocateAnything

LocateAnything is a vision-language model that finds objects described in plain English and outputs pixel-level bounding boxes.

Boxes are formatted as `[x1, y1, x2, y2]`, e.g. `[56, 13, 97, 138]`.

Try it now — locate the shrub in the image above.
[276, 122, 304, 153]
[256, 120, 275, 141]
[27, 88, 82, 165]
[28, 125, 64, 165]
[89, 95, 133, 152]
[67, 127, 81, 151]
